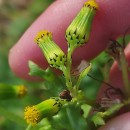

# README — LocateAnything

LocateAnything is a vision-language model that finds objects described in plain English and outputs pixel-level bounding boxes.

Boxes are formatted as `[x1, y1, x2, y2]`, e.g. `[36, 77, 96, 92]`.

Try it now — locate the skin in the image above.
[9, 0, 130, 129]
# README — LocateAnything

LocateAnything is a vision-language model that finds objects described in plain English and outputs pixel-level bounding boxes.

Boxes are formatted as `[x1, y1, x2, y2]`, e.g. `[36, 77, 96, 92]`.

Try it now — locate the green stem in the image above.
[67, 47, 74, 70]
[25, 124, 32, 130]
[62, 67, 73, 92]
[61, 47, 74, 93]
[119, 49, 130, 98]
[90, 98, 130, 126]
[102, 98, 130, 118]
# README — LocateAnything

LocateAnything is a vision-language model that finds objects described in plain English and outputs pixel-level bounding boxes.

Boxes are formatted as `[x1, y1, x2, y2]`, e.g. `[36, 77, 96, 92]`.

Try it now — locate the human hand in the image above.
[9, 0, 130, 129]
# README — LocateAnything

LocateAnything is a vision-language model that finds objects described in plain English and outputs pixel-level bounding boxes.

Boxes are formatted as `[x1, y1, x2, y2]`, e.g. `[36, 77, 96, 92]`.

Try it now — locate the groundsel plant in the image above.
[24, 0, 130, 130]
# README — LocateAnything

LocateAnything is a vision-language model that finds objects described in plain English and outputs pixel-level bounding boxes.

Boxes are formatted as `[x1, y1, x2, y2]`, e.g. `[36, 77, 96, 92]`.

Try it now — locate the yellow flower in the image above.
[24, 98, 67, 125]
[17, 85, 27, 98]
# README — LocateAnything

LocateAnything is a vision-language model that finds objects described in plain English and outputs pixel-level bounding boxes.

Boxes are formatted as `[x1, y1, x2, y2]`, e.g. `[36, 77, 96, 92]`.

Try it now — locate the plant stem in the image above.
[67, 47, 74, 71]
[119, 49, 130, 98]
[90, 98, 130, 126]
[62, 66, 73, 92]
[25, 124, 32, 130]
[102, 98, 130, 118]
[62, 47, 74, 93]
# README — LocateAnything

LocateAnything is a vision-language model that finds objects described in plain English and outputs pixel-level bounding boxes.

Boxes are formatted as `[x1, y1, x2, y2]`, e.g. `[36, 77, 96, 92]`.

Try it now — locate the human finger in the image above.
[9, 0, 130, 80]
[99, 112, 130, 130]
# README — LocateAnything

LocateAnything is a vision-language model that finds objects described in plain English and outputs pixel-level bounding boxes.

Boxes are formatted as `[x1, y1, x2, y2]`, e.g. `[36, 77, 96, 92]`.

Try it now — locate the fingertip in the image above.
[8, 37, 48, 80]
[99, 112, 130, 130]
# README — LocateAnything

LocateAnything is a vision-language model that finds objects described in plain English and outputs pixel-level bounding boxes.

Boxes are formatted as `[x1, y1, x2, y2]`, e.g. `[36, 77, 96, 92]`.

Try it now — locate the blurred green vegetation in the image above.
[0, 1, 54, 130]
[0, 0, 53, 83]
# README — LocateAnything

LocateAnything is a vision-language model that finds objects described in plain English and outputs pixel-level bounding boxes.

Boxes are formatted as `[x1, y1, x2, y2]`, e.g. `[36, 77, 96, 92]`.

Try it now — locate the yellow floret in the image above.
[18, 85, 27, 98]
[34, 30, 52, 43]
[84, 0, 99, 10]
[24, 106, 40, 125]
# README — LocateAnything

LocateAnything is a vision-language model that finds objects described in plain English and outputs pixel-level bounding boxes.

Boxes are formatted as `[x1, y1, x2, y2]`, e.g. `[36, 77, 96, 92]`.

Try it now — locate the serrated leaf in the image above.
[51, 103, 89, 130]
[28, 61, 55, 81]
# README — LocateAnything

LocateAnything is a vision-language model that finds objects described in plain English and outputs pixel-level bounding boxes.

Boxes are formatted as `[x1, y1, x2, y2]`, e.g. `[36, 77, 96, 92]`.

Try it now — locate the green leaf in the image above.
[81, 104, 92, 118]
[28, 61, 55, 81]
[51, 103, 89, 130]
[90, 113, 105, 126]
[80, 64, 103, 100]
[88, 102, 124, 127]
[91, 51, 112, 66]
[76, 63, 92, 89]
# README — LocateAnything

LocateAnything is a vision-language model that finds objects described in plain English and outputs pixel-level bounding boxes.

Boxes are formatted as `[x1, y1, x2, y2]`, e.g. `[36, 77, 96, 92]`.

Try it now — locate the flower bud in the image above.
[65, 0, 99, 49]
[34, 30, 66, 69]
[0, 84, 27, 100]
[24, 98, 66, 125]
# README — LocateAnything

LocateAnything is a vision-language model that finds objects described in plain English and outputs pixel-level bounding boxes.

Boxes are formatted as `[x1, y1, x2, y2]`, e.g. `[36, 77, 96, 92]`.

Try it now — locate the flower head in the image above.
[0, 84, 27, 100]
[65, 0, 99, 50]
[24, 98, 66, 125]
[24, 106, 40, 125]
[34, 30, 66, 70]
[17, 85, 27, 98]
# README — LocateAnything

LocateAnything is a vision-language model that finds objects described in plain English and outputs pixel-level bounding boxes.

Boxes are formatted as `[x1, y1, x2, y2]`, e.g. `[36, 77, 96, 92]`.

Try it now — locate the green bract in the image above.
[24, 98, 67, 125]
[65, 0, 99, 50]
[34, 30, 66, 69]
